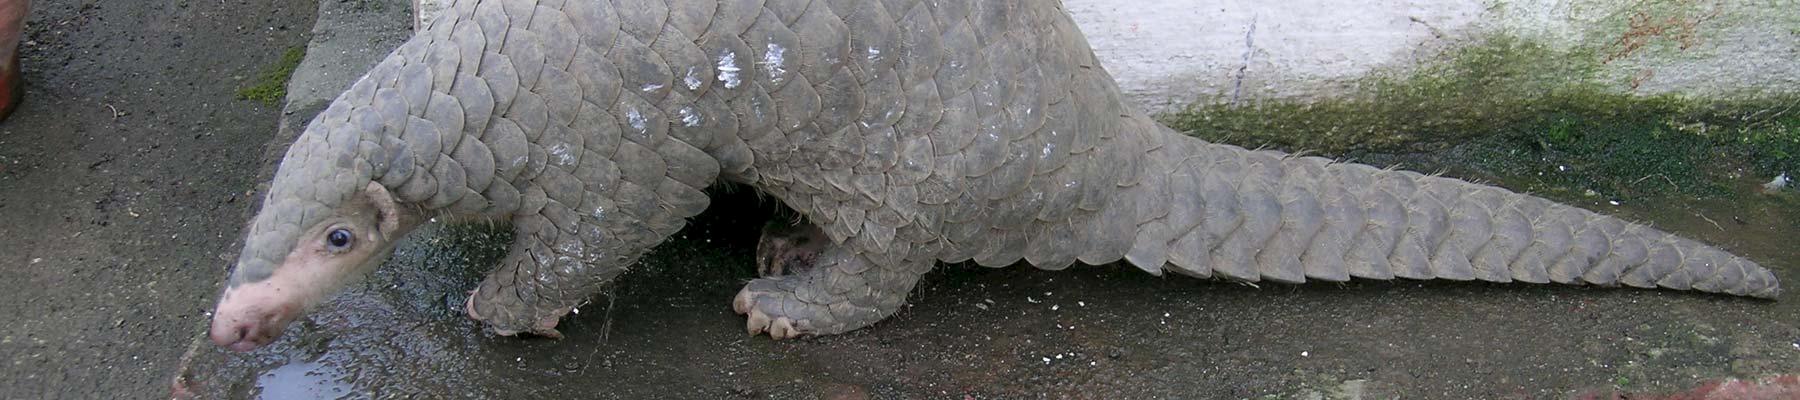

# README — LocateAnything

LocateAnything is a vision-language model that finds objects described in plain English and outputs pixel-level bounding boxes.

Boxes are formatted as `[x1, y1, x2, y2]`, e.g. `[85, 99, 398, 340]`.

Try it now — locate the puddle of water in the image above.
[255, 360, 353, 400]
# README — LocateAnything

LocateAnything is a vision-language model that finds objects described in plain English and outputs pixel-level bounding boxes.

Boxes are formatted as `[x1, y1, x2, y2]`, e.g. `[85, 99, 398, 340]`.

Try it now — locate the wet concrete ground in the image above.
[182, 186, 1800, 399]
[0, 0, 313, 397]
[4, 0, 1797, 399]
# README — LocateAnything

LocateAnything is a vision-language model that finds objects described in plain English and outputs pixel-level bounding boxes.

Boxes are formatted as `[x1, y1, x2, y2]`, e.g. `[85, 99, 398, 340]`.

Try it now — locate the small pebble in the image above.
[1764, 173, 1791, 193]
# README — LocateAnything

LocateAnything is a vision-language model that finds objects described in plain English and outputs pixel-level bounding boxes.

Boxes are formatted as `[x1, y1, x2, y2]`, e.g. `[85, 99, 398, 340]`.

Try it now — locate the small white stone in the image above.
[1763, 172, 1791, 193]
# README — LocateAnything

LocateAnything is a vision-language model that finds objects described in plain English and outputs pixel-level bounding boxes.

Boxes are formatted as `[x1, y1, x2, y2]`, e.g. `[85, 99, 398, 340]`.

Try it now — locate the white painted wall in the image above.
[413, 0, 1800, 112]
[1066, 0, 1800, 111]
[1064, 0, 1484, 111]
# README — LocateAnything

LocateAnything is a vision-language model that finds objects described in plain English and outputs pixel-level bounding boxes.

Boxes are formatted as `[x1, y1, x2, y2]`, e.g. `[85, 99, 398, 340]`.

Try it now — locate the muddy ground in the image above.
[2, 1, 1797, 399]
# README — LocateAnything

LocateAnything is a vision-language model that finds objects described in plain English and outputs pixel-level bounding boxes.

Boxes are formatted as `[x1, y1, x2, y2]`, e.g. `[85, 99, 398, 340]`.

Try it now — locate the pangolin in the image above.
[209, 0, 1779, 351]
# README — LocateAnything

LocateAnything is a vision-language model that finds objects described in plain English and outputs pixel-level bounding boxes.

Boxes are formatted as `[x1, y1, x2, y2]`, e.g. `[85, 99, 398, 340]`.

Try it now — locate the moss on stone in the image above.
[1162, 35, 1604, 152]
[1161, 34, 1798, 200]
[236, 46, 308, 106]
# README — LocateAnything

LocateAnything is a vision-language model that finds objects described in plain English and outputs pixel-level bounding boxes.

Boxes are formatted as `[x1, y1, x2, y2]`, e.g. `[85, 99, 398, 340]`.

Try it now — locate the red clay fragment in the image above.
[1573, 375, 1800, 400]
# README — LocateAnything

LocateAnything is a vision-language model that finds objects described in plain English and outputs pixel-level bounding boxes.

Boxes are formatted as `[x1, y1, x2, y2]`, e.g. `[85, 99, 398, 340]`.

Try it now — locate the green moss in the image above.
[236, 46, 308, 106]
[1164, 35, 1599, 152]
[1161, 34, 1800, 200]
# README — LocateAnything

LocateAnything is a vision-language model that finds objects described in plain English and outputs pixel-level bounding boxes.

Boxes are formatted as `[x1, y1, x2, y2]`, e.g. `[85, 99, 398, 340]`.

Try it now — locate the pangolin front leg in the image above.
[465, 213, 589, 338]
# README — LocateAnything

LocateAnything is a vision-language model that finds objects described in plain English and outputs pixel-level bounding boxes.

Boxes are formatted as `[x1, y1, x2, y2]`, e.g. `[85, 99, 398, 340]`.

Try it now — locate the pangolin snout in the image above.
[209, 296, 298, 352]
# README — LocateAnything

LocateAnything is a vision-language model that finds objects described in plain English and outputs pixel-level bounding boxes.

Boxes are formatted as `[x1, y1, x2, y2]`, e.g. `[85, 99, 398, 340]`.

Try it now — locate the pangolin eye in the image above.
[326, 228, 354, 251]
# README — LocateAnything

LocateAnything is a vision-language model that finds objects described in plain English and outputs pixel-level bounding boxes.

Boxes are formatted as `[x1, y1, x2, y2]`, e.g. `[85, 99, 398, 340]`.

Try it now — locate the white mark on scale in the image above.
[627, 109, 649, 134]
[762, 43, 787, 83]
[641, 83, 664, 92]
[683, 66, 703, 90]
[866, 46, 881, 61]
[679, 106, 702, 127]
[547, 143, 575, 166]
[716, 51, 742, 89]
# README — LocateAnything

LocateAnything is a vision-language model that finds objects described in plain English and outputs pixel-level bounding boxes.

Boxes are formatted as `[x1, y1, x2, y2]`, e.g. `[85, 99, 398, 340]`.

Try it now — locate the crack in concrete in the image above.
[1232, 15, 1257, 105]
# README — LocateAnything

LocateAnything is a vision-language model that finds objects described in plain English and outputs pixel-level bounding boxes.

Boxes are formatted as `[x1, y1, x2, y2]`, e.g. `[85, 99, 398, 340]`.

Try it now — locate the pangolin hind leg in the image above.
[755, 216, 830, 278]
[733, 242, 933, 339]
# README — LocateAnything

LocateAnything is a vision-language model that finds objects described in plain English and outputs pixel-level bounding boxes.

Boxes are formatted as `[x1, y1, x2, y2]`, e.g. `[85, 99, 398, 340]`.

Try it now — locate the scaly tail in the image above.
[1121, 130, 1779, 298]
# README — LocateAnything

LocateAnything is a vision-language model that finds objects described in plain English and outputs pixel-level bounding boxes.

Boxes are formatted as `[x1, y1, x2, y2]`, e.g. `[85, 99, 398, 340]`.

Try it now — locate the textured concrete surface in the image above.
[1067, 0, 1800, 111]
[0, 0, 315, 396]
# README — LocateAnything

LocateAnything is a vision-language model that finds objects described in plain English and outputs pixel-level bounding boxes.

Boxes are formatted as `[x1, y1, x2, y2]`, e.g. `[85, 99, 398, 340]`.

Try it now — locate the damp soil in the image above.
[3, 1, 1797, 399]
[0, 0, 313, 397]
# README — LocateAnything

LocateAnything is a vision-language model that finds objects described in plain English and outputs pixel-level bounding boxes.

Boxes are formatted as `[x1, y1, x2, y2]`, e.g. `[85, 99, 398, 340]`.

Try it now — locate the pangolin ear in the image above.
[363, 182, 401, 235]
